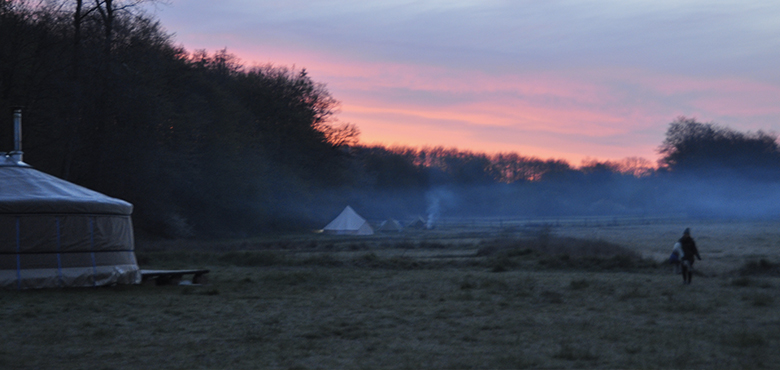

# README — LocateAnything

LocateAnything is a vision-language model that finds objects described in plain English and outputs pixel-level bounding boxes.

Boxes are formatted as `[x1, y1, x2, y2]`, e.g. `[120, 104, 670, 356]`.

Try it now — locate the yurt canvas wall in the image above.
[0, 161, 141, 289]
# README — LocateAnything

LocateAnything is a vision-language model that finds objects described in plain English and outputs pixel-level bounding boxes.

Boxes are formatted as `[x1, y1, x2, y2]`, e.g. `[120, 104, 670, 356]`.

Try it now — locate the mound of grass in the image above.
[478, 235, 655, 272]
[537, 254, 655, 271]
[478, 235, 639, 258]
[738, 259, 780, 277]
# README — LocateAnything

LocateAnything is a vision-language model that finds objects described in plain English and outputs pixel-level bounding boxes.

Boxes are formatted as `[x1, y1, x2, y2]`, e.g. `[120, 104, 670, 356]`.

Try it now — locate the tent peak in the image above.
[323, 206, 374, 235]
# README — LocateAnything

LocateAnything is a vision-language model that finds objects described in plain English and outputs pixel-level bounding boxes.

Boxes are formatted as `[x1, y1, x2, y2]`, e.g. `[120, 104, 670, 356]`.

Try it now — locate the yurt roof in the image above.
[0, 165, 132, 215]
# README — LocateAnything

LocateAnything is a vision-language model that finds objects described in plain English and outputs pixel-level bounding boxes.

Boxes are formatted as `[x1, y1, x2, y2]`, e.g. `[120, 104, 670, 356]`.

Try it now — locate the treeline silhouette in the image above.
[2, 2, 779, 238]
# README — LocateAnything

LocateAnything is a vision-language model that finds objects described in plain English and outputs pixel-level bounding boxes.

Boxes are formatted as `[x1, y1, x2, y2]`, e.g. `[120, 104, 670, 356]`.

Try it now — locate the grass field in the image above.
[2, 219, 780, 369]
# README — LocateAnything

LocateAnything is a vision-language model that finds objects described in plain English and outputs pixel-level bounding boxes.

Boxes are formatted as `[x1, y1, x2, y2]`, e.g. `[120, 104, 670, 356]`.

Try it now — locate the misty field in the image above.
[2, 219, 780, 369]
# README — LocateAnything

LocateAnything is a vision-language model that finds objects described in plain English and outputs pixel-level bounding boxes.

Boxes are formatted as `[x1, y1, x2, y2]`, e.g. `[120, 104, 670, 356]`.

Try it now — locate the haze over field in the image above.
[149, 0, 780, 164]
[5, 1, 780, 237]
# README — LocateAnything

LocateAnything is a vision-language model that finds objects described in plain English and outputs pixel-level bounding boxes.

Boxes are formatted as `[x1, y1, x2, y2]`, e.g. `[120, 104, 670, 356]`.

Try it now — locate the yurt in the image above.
[0, 110, 141, 289]
[323, 206, 374, 235]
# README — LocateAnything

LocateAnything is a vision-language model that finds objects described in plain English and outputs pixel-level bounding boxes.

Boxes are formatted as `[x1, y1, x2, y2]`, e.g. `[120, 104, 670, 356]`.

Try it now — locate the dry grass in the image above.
[3, 219, 780, 369]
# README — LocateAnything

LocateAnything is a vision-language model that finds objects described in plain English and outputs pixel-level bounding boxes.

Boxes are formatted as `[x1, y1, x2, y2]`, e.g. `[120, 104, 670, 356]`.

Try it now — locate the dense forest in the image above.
[3, 1, 780, 238]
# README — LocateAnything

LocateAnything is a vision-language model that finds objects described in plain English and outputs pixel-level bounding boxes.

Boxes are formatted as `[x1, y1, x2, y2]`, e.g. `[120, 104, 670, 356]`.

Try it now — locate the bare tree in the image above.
[317, 122, 360, 147]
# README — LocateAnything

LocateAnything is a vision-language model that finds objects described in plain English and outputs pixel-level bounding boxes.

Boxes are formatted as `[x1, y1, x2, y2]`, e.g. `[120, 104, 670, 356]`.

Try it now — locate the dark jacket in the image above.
[679, 235, 700, 262]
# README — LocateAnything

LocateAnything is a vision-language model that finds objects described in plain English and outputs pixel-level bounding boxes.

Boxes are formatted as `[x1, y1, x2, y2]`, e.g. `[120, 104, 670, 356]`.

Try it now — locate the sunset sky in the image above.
[146, 1, 780, 165]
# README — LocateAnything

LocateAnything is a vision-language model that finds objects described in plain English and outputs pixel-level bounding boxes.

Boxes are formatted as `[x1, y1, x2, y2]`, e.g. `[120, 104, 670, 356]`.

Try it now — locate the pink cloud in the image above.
[172, 38, 780, 164]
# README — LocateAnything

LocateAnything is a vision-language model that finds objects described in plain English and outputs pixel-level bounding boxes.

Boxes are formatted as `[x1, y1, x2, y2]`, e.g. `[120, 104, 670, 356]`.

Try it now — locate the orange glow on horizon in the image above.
[345, 113, 659, 166]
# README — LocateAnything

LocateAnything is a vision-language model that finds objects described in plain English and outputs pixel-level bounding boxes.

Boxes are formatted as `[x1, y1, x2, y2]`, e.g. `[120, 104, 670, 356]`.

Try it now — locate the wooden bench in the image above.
[140, 269, 210, 286]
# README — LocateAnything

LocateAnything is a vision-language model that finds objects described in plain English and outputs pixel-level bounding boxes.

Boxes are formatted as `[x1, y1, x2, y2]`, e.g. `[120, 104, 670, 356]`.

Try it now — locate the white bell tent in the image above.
[322, 206, 374, 235]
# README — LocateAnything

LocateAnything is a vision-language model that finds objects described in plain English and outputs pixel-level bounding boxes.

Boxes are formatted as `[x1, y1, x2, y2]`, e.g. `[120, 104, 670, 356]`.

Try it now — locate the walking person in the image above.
[678, 228, 701, 284]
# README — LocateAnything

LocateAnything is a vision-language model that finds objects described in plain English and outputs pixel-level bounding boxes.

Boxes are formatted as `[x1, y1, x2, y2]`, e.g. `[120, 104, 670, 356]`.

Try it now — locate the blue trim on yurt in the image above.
[89, 217, 97, 287]
[15, 217, 21, 290]
[55, 217, 64, 287]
